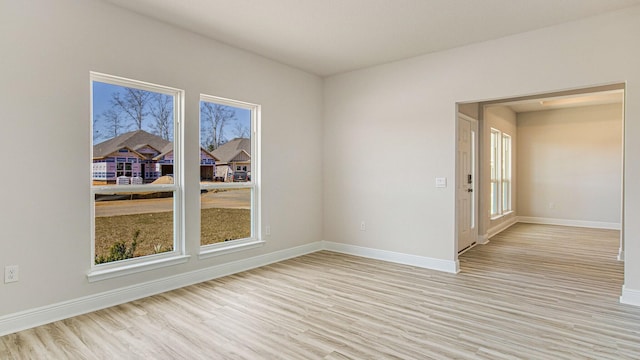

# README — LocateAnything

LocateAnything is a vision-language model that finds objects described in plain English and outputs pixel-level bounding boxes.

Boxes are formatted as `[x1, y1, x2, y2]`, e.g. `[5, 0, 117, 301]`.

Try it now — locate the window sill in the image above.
[491, 211, 514, 221]
[199, 239, 265, 260]
[87, 254, 191, 282]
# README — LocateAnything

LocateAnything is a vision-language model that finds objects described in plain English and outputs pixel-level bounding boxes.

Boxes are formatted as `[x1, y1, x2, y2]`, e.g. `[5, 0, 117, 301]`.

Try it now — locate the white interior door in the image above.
[457, 114, 478, 253]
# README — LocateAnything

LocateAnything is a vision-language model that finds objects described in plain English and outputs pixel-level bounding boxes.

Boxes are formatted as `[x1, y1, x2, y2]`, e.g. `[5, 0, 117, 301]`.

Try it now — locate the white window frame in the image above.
[88, 72, 188, 282]
[490, 128, 512, 219]
[502, 133, 512, 213]
[490, 128, 500, 217]
[199, 94, 262, 259]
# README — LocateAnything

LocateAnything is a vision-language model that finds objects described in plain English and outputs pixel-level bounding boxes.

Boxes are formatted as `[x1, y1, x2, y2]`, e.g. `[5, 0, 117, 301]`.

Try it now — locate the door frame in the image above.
[457, 85, 625, 264]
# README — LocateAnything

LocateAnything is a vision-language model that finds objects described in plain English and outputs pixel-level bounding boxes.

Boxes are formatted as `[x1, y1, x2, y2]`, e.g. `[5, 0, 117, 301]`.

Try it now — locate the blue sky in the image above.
[92, 81, 251, 146]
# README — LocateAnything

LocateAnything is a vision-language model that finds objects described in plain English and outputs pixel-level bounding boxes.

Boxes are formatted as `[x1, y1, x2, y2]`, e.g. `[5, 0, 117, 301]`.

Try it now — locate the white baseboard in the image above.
[620, 285, 640, 307]
[478, 234, 489, 245]
[322, 241, 459, 274]
[517, 216, 620, 230]
[488, 217, 518, 239]
[0, 241, 323, 337]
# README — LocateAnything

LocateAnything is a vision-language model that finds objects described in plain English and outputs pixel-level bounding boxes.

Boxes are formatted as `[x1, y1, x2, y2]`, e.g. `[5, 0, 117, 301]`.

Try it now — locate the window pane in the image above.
[199, 95, 257, 248]
[502, 134, 512, 212]
[490, 129, 500, 215]
[200, 188, 252, 245]
[92, 81, 175, 185]
[503, 181, 510, 212]
[490, 130, 499, 181]
[92, 76, 179, 266]
[199, 100, 252, 183]
[94, 192, 174, 264]
[491, 181, 499, 216]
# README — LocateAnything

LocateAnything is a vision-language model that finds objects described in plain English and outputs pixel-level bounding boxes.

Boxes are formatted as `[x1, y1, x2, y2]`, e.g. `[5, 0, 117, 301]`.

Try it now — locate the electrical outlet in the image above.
[265, 226, 271, 236]
[5, 265, 19, 283]
[360, 221, 366, 231]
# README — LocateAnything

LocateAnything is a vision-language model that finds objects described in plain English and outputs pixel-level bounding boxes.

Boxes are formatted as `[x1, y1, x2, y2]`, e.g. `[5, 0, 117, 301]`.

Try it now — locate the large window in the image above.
[90, 72, 185, 278]
[199, 95, 260, 257]
[490, 128, 512, 218]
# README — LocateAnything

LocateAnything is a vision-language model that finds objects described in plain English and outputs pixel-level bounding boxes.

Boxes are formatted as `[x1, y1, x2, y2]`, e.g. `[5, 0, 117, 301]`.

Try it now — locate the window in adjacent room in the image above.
[490, 128, 512, 218]
[502, 133, 512, 213]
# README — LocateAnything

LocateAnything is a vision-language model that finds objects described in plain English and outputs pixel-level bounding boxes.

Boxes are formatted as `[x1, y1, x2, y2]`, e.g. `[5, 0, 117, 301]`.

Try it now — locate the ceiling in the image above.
[104, 0, 640, 77]
[481, 83, 625, 113]
[488, 90, 624, 113]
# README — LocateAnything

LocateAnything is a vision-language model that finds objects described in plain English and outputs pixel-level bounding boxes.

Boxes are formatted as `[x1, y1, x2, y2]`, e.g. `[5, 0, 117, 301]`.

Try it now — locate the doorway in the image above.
[456, 83, 625, 264]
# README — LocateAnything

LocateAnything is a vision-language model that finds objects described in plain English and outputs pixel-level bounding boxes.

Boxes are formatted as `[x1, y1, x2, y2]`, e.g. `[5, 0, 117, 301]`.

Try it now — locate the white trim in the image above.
[88, 255, 190, 282]
[618, 247, 624, 261]
[0, 241, 322, 337]
[478, 234, 489, 245]
[199, 239, 265, 259]
[488, 216, 518, 239]
[620, 285, 640, 307]
[517, 216, 621, 230]
[322, 241, 459, 274]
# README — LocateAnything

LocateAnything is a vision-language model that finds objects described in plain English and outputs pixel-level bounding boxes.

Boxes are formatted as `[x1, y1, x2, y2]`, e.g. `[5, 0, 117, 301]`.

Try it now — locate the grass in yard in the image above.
[200, 208, 251, 246]
[94, 208, 250, 263]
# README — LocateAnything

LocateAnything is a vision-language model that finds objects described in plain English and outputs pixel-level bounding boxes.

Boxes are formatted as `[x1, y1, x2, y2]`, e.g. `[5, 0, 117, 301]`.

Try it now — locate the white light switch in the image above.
[435, 177, 447, 188]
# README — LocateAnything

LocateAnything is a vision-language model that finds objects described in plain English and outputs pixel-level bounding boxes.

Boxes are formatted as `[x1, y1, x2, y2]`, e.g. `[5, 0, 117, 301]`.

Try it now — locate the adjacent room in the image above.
[457, 86, 625, 256]
[2, 0, 640, 358]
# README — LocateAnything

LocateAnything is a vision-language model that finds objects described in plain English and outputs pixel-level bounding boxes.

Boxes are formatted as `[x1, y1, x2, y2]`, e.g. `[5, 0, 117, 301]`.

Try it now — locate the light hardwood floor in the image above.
[2, 224, 640, 359]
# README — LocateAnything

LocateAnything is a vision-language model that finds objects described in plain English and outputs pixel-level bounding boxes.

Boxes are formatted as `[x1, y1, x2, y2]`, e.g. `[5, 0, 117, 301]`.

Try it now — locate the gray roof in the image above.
[211, 138, 251, 163]
[93, 130, 170, 159]
[94, 130, 219, 161]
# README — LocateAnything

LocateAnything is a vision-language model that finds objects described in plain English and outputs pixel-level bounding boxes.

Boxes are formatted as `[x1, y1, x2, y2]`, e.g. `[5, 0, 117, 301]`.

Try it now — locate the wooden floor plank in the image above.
[2, 223, 640, 359]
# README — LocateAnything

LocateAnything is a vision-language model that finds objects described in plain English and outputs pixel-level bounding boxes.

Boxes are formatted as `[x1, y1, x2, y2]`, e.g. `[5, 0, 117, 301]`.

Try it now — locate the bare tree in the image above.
[200, 102, 236, 151]
[232, 121, 250, 139]
[111, 88, 151, 130]
[149, 93, 173, 140]
[101, 108, 130, 139]
[93, 115, 102, 143]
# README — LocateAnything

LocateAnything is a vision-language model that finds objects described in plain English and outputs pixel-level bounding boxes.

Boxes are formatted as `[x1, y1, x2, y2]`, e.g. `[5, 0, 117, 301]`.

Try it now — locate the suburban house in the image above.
[210, 137, 251, 181]
[2, 0, 640, 357]
[92, 130, 219, 184]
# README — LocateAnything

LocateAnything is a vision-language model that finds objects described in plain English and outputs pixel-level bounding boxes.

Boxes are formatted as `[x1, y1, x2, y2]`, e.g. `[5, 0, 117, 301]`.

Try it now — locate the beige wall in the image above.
[482, 106, 517, 236]
[517, 104, 623, 226]
[0, 0, 323, 316]
[458, 103, 479, 119]
[324, 6, 640, 293]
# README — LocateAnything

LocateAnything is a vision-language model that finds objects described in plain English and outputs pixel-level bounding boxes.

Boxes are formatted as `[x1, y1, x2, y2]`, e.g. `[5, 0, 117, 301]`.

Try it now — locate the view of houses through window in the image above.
[199, 95, 256, 248]
[91, 73, 258, 267]
[91, 73, 182, 266]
